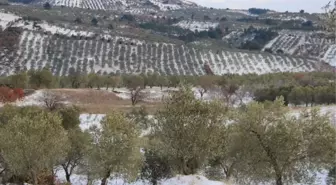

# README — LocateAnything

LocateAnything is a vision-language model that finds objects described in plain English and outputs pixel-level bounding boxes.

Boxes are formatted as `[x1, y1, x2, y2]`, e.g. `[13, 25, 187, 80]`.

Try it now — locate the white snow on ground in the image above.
[260, 15, 308, 22]
[55, 169, 327, 185]
[14, 21, 95, 37]
[0, 11, 20, 30]
[162, 175, 225, 185]
[149, 0, 181, 11]
[290, 105, 336, 128]
[0, 90, 45, 107]
[0, 89, 330, 185]
[111, 86, 252, 105]
[223, 31, 243, 40]
[323, 44, 336, 67]
[55, 171, 226, 185]
[174, 21, 219, 32]
[79, 113, 105, 131]
[15, 90, 45, 107]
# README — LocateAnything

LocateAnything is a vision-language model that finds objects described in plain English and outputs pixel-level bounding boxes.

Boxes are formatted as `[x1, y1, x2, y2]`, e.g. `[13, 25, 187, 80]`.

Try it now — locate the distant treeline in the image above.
[1, 68, 334, 106]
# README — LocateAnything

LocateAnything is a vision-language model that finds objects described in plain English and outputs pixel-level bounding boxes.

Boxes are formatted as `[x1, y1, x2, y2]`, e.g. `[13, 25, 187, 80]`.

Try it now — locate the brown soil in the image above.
[49, 88, 163, 114]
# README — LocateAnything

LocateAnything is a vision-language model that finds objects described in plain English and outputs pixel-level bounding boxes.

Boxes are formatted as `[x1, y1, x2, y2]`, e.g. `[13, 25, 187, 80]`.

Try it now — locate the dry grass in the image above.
[50, 88, 163, 114]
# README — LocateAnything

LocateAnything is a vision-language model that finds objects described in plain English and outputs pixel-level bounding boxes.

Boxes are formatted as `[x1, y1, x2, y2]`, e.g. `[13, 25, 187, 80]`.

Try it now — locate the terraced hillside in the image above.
[263, 31, 336, 66]
[1, 29, 323, 76]
[14, 0, 198, 12]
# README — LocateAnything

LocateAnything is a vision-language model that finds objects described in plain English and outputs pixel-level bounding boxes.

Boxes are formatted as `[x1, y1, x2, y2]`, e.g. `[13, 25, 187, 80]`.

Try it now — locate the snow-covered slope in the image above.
[3, 29, 320, 76]
[28, 0, 198, 11]
[262, 30, 335, 66]
[174, 21, 219, 32]
[0, 11, 20, 30]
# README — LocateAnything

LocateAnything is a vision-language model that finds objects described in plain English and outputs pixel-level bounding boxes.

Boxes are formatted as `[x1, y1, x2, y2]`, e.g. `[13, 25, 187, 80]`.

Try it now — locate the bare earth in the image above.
[50, 88, 163, 114]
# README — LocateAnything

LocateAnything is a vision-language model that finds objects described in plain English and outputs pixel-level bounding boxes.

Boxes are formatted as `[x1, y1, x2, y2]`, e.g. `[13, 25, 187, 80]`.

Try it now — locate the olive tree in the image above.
[232, 97, 336, 185]
[61, 129, 91, 183]
[86, 111, 143, 185]
[153, 85, 228, 175]
[123, 75, 146, 106]
[197, 75, 215, 99]
[58, 106, 91, 183]
[0, 107, 68, 185]
[323, 0, 336, 34]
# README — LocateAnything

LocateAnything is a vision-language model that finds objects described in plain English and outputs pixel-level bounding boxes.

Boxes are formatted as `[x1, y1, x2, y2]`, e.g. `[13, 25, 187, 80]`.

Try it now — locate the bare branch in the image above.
[39, 91, 66, 111]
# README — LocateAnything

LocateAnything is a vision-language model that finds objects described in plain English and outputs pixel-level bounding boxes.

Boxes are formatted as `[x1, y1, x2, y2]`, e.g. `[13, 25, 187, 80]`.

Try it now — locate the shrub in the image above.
[140, 149, 172, 185]
[248, 8, 270, 15]
[0, 87, 24, 103]
[43, 2, 51, 9]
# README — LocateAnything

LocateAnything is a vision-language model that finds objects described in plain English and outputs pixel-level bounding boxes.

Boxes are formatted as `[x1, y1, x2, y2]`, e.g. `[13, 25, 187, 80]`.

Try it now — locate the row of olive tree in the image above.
[0, 103, 142, 185]
[254, 84, 336, 106]
[2, 68, 334, 90]
[145, 86, 336, 185]
[0, 86, 335, 185]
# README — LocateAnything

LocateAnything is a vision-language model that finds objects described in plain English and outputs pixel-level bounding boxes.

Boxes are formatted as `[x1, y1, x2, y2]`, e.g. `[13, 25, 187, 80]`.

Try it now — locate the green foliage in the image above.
[61, 128, 91, 183]
[208, 122, 248, 181]
[139, 23, 187, 36]
[120, 14, 135, 22]
[91, 17, 98, 26]
[153, 85, 227, 175]
[254, 86, 293, 105]
[58, 106, 81, 130]
[87, 73, 104, 89]
[0, 105, 21, 126]
[231, 98, 336, 185]
[140, 148, 172, 185]
[86, 111, 142, 185]
[123, 75, 145, 90]
[146, 72, 159, 88]
[9, 72, 28, 88]
[127, 106, 151, 130]
[248, 8, 270, 15]
[327, 167, 336, 185]
[67, 72, 88, 88]
[43, 2, 51, 9]
[0, 106, 68, 185]
[29, 68, 53, 89]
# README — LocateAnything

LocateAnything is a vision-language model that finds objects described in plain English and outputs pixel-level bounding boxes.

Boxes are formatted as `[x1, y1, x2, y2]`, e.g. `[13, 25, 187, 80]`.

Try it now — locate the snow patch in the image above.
[55, 171, 226, 185]
[15, 90, 45, 107]
[0, 11, 20, 30]
[79, 113, 105, 131]
[174, 21, 219, 32]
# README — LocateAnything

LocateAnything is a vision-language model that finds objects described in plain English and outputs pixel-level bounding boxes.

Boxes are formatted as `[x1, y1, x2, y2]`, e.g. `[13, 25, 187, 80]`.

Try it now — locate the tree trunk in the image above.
[87, 175, 93, 185]
[131, 97, 136, 106]
[151, 179, 157, 185]
[100, 170, 110, 185]
[100, 177, 107, 185]
[65, 170, 71, 183]
[276, 175, 283, 185]
[62, 165, 71, 183]
[31, 171, 38, 185]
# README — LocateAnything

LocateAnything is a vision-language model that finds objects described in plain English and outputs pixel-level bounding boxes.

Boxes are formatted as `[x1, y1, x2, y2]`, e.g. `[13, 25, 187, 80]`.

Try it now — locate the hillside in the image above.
[9, 0, 199, 11]
[1, 29, 324, 76]
[1, 9, 332, 76]
[0, 2, 335, 76]
[263, 30, 336, 66]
